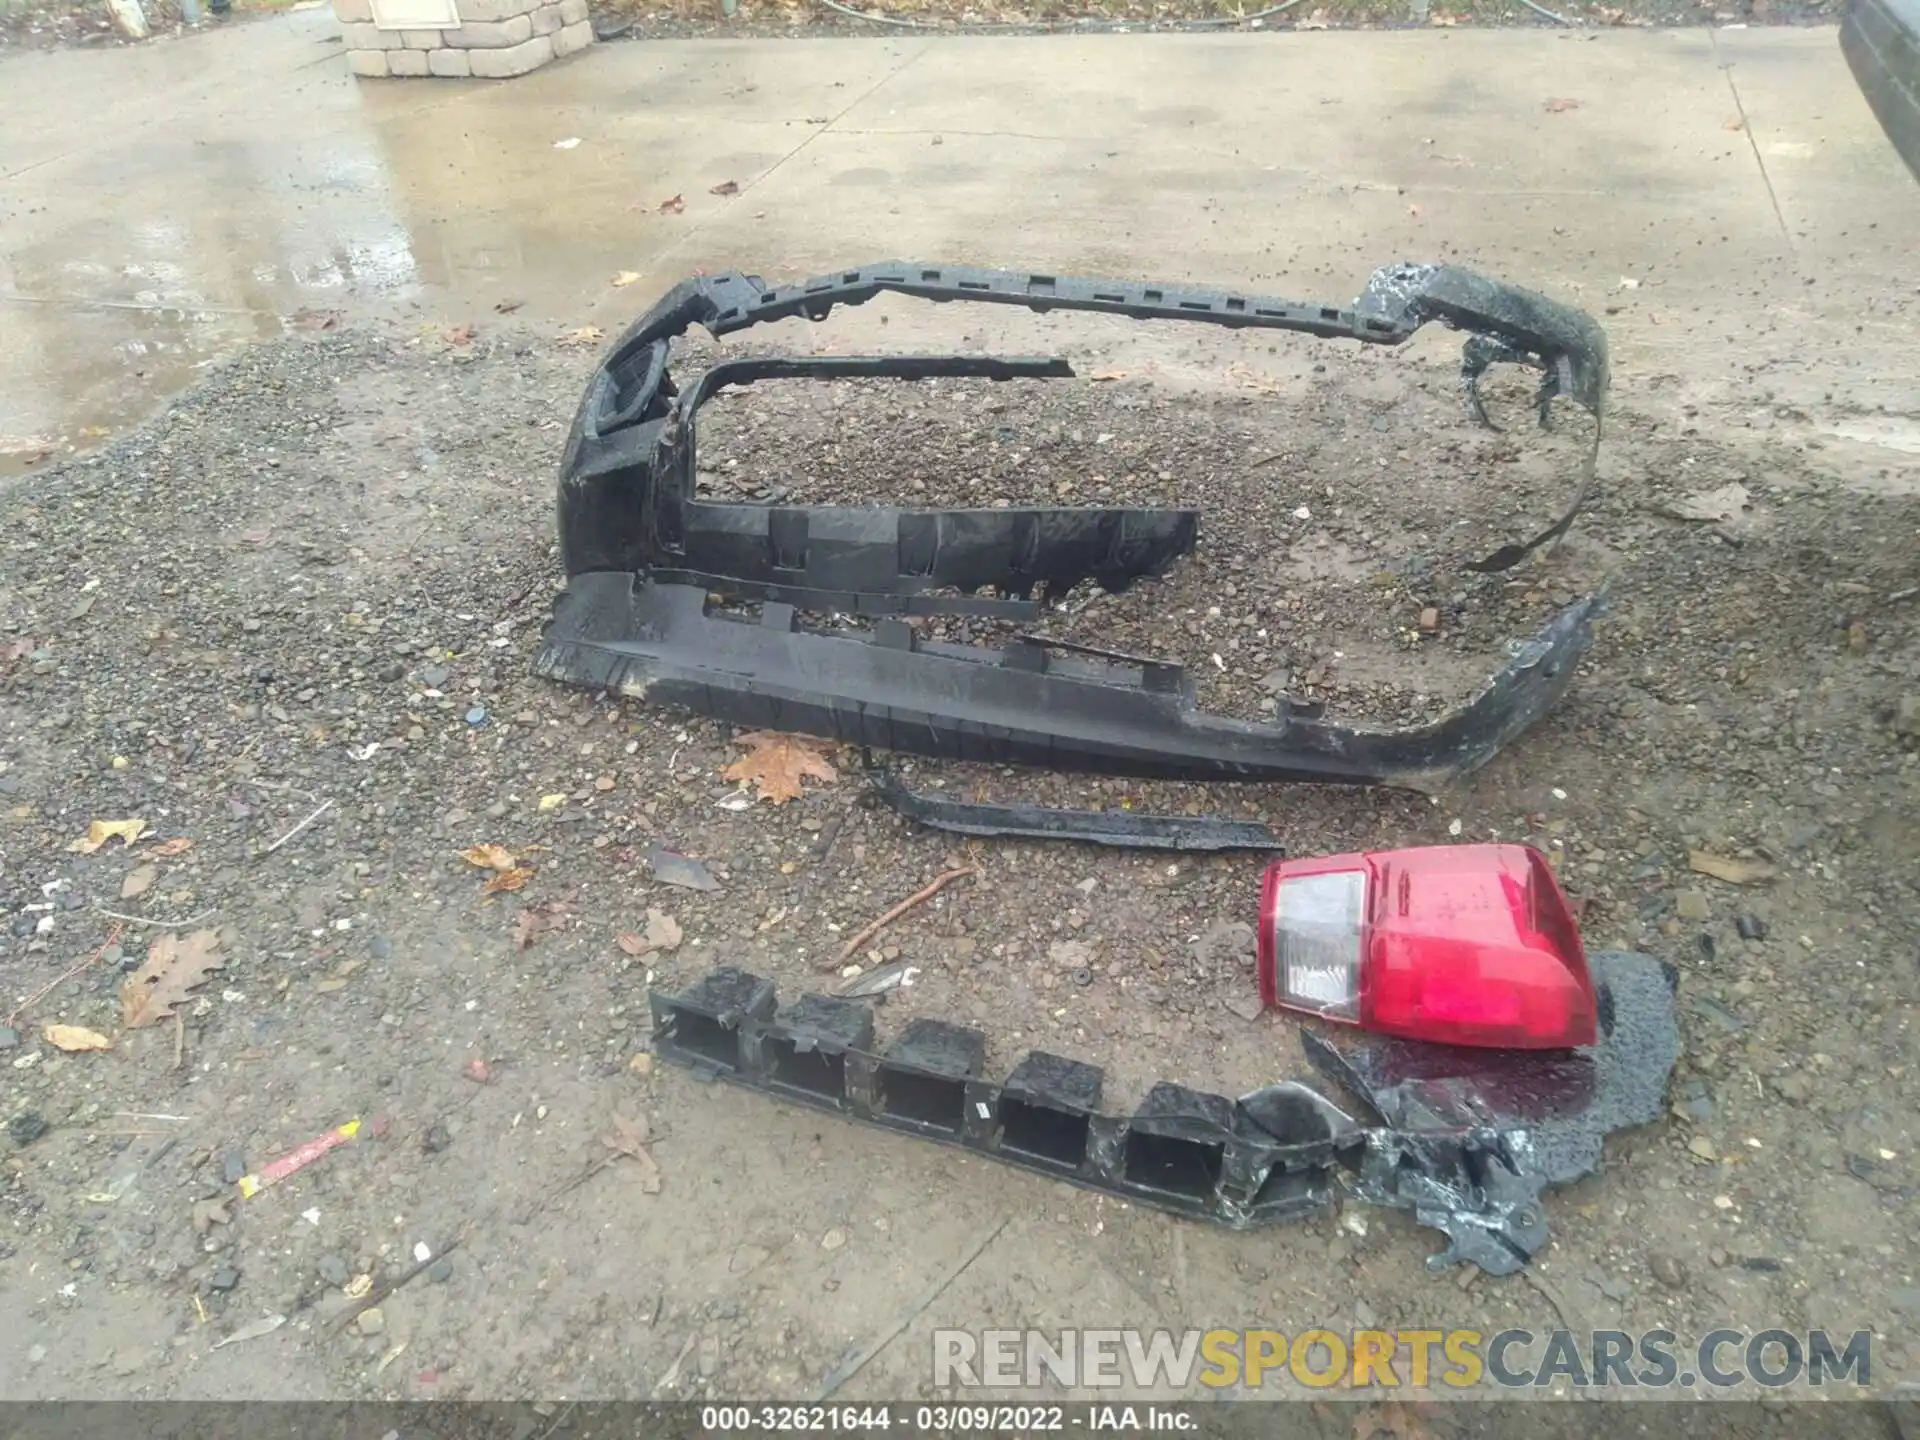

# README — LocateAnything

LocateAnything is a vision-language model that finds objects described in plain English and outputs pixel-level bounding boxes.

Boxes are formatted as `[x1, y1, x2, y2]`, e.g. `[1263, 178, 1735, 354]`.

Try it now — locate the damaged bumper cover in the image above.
[539, 260, 1607, 787]
[649, 951, 1677, 1274]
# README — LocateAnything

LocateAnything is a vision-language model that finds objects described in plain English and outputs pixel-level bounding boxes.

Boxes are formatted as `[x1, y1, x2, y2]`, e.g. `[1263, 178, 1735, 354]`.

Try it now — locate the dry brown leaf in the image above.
[44, 1024, 112, 1053]
[657, 194, 686, 214]
[289, 307, 342, 332]
[1352, 1402, 1438, 1440]
[1544, 97, 1582, 113]
[120, 929, 224, 1029]
[513, 901, 567, 950]
[611, 271, 643, 288]
[120, 865, 157, 900]
[493, 298, 524, 314]
[149, 837, 194, 857]
[645, 907, 682, 953]
[463, 1057, 493, 1083]
[444, 324, 477, 345]
[69, 819, 148, 854]
[603, 1111, 662, 1193]
[615, 931, 649, 957]
[1689, 850, 1777, 886]
[721, 730, 840, 805]
[461, 843, 517, 871]
[1089, 370, 1129, 382]
[190, 1197, 230, 1235]
[483, 866, 534, 895]
[559, 325, 605, 348]
[708, 179, 740, 196]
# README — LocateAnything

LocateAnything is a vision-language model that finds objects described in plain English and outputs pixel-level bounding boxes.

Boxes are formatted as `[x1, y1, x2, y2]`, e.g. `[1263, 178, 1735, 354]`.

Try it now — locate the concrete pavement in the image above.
[3, 18, 1919, 475]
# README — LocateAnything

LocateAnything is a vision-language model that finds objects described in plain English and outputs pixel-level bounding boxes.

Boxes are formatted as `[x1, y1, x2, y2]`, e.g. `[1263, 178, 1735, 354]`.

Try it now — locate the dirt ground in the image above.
[0, 295, 1916, 1421]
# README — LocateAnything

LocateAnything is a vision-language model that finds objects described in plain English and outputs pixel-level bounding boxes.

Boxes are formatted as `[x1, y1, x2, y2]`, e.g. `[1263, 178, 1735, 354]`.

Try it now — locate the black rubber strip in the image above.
[866, 770, 1286, 852]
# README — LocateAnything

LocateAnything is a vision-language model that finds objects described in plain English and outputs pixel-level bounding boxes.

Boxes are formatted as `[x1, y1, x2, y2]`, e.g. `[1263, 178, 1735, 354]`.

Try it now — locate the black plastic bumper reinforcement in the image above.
[537, 260, 1608, 790]
[649, 951, 1677, 1275]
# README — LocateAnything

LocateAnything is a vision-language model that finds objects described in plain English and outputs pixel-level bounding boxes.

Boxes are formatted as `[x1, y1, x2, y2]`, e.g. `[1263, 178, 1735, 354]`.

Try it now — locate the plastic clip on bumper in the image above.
[537, 260, 1609, 789]
[648, 952, 1677, 1275]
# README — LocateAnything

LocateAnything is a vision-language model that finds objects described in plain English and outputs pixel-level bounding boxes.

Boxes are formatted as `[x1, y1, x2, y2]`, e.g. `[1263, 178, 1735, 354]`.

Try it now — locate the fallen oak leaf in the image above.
[513, 901, 567, 950]
[460, 843, 517, 871]
[602, 1111, 662, 1193]
[615, 931, 649, 957]
[645, 907, 682, 953]
[120, 864, 157, 900]
[44, 1024, 112, 1053]
[121, 929, 224, 1029]
[721, 730, 840, 805]
[482, 866, 534, 896]
[69, 819, 148, 854]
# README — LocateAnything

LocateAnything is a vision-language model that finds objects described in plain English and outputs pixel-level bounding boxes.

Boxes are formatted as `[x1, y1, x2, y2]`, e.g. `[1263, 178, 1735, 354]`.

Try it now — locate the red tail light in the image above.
[1256, 844, 1597, 1049]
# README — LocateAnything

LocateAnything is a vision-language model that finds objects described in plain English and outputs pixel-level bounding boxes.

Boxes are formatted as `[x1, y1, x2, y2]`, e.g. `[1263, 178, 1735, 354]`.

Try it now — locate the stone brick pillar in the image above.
[336, 0, 592, 78]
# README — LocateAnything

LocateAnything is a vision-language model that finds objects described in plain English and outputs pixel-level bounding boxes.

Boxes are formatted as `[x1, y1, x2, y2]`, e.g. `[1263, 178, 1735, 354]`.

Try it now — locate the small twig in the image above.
[531, 1401, 578, 1440]
[838, 866, 977, 960]
[93, 906, 216, 929]
[238, 777, 315, 798]
[5, 923, 124, 1028]
[173, 1011, 186, 1070]
[330, 1233, 465, 1335]
[265, 799, 334, 855]
[816, 1215, 1009, 1399]
[517, 1154, 616, 1224]
[1521, 1266, 1581, 1330]
[652, 1332, 700, 1397]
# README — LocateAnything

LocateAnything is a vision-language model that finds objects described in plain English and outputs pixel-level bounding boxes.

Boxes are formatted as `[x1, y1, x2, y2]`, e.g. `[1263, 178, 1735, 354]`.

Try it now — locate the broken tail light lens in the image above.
[1256, 844, 1597, 1049]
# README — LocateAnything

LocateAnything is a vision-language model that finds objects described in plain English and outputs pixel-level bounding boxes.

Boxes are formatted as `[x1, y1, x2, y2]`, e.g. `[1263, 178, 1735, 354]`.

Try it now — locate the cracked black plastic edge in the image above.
[534, 581, 1599, 789]
[543, 260, 1606, 787]
[649, 952, 1677, 1274]
[556, 259, 1607, 599]
[864, 769, 1287, 852]
[1302, 951, 1681, 1272]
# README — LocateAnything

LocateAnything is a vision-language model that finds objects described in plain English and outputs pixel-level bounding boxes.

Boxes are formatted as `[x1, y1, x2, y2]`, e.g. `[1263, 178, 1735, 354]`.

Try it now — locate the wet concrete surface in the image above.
[3, 19, 1919, 479]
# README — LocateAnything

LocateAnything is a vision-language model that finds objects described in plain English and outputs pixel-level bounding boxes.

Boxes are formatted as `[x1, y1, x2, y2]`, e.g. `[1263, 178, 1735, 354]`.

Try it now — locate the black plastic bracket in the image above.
[648, 951, 1680, 1273]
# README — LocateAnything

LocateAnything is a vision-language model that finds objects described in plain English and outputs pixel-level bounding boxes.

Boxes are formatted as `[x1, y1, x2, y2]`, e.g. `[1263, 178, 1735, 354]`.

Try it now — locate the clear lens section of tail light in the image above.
[1265, 869, 1365, 1020]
